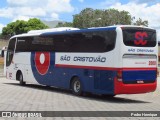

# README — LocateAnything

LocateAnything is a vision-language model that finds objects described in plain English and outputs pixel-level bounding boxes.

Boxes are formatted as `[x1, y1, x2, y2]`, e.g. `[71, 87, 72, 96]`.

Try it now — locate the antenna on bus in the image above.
[27, 27, 79, 34]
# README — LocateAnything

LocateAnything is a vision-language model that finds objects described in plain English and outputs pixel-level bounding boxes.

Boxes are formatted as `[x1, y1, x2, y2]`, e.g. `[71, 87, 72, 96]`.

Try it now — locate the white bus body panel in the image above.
[11, 52, 39, 84]
[116, 27, 158, 69]
[55, 51, 116, 68]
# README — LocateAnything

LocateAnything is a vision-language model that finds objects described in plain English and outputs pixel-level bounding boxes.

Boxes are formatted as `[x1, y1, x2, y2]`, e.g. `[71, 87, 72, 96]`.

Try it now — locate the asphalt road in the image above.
[0, 77, 160, 120]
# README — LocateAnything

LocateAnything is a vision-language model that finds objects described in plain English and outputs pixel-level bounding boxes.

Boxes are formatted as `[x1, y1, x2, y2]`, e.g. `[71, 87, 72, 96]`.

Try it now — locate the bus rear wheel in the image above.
[71, 77, 82, 96]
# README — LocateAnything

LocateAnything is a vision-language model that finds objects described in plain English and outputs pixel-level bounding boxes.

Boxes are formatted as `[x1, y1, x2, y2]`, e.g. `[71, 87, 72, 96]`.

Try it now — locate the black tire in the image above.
[102, 94, 115, 98]
[71, 77, 82, 96]
[19, 72, 25, 86]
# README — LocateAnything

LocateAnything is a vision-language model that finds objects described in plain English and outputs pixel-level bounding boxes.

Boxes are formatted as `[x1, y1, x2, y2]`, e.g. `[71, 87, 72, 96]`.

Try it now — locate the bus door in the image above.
[16, 37, 34, 83]
[6, 38, 16, 80]
[94, 70, 114, 92]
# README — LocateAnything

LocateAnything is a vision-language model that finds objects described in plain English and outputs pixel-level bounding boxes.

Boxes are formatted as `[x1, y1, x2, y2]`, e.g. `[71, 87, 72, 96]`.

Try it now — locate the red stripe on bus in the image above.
[55, 64, 157, 71]
[122, 67, 157, 71]
[55, 64, 120, 71]
[114, 77, 157, 94]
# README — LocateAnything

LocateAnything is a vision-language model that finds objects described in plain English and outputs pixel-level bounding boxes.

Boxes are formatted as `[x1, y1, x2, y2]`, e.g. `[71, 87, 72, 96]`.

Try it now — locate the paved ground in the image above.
[0, 65, 3, 76]
[0, 77, 160, 120]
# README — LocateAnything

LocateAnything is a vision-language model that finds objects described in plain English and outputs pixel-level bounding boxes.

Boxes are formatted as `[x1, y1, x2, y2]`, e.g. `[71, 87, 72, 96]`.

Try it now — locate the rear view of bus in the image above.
[115, 26, 157, 94]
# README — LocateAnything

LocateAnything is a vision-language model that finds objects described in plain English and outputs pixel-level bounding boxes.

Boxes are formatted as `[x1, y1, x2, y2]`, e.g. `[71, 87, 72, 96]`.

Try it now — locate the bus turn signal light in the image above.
[117, 70, 122, 81]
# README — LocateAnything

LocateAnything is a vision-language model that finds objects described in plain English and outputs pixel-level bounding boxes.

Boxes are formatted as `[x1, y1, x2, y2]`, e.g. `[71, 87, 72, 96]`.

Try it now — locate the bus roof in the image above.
[40, 25, 155, 37]
[10, 25, 155, 39]
[10, 27, 80, 39]
[28, 27, 79, 34]
[40, 26, 117, 36]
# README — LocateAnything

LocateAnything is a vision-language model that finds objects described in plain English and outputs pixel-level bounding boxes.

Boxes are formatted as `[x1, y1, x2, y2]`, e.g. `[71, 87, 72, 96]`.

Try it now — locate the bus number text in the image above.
[149, 61, 156, 66]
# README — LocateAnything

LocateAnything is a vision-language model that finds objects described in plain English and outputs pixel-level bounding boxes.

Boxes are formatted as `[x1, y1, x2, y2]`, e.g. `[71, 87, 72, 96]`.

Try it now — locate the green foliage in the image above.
[2, 18, 49, 36]
[73, 8, 148, 28]
[133, 18, 148, 27]
[56, 22, 73, 27]
[1, 9, 149, 37]
[27, 18, 49, 30]
[73, 8, 95, 28]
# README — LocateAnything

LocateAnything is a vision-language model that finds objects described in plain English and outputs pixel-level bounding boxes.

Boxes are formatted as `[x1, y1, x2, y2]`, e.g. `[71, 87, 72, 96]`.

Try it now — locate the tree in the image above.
[56, 22, 73, 27]
[73, 8, 148, 28]
[133, 18, 148, 27]
[2, 22, 15, 36]
[2, 18, 48, 36]
[73, 8, 96, 28]
[13, 20, 28, 35]
[27, 18, 49, 30]
[73, 8, 132, 28]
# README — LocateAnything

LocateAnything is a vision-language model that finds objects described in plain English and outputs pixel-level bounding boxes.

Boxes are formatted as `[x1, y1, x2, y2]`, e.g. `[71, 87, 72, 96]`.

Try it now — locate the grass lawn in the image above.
[0, 66, 3, 73]
[0, 57, 4, 65]
[0, 57, 4, 74]
[0, 58, 4, 74]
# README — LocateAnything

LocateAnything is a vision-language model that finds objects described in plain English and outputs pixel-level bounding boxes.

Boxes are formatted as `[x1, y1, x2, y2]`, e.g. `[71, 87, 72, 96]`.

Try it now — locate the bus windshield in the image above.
[122, 27, 156, 47]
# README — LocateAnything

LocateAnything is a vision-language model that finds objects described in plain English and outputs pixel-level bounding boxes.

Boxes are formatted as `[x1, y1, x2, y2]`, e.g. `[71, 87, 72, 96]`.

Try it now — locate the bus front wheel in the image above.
[71, 77, 82, 96]
[18, 72, 25, 86]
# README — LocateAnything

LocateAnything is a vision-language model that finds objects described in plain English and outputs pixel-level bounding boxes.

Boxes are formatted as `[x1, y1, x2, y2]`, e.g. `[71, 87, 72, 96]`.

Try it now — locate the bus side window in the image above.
[6, 38, 16, 67]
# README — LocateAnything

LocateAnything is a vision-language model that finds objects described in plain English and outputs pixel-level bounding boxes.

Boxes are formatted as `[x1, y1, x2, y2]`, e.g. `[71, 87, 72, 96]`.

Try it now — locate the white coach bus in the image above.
[6, 25, 157, 96]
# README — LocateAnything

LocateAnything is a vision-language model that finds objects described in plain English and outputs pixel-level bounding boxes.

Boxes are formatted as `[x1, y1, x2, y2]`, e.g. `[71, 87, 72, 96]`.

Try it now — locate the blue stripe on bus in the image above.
[31, 52, 116, 95]
[122, 70, 156, 82]
[30, 52, 157, 95]
[40, 27, 116, 36]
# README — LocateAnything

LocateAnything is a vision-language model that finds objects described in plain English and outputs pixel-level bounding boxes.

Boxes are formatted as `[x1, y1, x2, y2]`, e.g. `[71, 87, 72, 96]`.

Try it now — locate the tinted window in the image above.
[6, 38, 16, 66]
[32, 37, 54, 51]
[15, 30, 116, 52]
[123, 27, 156, 47]
[16, 37, 32, 52]
[8, 38, 16, 51]
[47, 30, 116, 52]
[16, 37, 54, 52]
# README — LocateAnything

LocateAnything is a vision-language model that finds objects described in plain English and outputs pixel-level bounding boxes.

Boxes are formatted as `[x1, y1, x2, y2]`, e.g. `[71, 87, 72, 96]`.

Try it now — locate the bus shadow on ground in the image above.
[4, 83, 150, 104]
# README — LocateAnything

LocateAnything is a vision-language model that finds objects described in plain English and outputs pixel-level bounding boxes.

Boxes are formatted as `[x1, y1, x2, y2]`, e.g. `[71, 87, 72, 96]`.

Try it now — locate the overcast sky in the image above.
[0, 0, 160, 39]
